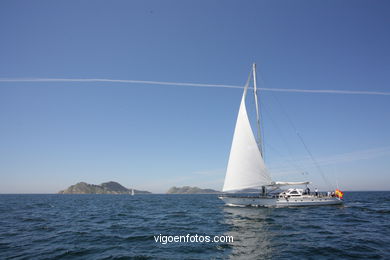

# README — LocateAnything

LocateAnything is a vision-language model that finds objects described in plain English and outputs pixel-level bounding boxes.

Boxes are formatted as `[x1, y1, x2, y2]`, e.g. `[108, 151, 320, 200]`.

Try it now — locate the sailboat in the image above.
[131, 189, 135, 196]
[219, 64, 343, 207]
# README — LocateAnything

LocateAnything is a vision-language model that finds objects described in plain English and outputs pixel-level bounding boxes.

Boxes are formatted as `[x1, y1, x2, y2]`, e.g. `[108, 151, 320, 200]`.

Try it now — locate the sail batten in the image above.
[222, 67, 272, 192]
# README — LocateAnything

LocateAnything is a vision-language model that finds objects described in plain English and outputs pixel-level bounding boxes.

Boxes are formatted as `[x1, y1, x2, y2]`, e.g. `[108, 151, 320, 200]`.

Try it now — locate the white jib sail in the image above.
[222, 78, 272, 192]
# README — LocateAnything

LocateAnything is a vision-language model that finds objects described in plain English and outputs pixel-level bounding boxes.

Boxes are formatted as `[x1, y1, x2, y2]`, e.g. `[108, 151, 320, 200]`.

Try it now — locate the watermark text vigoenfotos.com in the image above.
[154, 234, 234, 244]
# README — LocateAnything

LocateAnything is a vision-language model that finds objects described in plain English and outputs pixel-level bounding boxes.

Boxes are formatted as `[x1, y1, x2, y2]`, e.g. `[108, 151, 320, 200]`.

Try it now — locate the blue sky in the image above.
[0, 0, 389, 193]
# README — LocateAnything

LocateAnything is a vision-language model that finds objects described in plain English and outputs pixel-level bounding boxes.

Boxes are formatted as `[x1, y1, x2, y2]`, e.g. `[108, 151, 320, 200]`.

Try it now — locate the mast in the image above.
[252, 63, 263, 158]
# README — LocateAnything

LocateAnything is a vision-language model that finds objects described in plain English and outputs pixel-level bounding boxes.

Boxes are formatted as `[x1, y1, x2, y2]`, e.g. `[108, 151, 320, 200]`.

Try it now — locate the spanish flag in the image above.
[335, 189, 344, 199]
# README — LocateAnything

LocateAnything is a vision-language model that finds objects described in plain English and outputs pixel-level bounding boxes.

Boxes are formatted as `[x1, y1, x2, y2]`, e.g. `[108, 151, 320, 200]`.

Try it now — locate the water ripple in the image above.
[0, 192, 389, 259]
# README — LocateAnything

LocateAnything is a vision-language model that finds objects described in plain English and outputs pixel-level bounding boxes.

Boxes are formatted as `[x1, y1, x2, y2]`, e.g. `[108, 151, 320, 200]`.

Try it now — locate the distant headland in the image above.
[58, 181, 151, 194]
[166, 186, 220, 194]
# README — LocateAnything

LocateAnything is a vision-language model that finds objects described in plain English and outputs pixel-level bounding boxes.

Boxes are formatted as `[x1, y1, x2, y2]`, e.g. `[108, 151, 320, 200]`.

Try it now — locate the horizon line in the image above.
[0, 190, 389, 194]
[0, 77, 389, 96]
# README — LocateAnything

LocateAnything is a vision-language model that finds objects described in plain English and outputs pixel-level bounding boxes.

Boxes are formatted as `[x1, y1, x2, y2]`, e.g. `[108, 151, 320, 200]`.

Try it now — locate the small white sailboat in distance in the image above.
[219, 64, 343, 207]
[131, 189, 135, 196]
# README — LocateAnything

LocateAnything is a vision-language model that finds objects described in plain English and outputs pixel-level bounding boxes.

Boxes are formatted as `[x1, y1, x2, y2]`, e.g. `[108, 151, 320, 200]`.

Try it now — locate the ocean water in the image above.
[0, 192, 389, 259]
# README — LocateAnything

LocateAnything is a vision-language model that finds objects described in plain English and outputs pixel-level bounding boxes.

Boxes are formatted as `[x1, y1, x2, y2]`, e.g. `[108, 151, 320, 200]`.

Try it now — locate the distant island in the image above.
[58, 181, 151, 194]
[166, 186, 220, 194]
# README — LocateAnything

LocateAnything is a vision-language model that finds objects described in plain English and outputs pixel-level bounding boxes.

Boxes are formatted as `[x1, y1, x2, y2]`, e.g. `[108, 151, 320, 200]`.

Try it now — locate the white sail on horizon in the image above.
[222, 72, 272, 192]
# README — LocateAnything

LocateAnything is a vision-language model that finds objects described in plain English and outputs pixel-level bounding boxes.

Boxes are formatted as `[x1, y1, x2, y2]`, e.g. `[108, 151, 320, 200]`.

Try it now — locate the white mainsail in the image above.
[222, 66, 272, 192]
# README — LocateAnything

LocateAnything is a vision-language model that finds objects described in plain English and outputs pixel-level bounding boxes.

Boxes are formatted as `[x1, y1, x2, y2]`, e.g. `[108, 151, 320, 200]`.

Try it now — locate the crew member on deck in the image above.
[261, 186, 266, 196]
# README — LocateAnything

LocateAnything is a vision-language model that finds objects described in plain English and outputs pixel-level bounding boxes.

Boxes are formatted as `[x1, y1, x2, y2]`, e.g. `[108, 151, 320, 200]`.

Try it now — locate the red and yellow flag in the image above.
[335, 189, 344, 199]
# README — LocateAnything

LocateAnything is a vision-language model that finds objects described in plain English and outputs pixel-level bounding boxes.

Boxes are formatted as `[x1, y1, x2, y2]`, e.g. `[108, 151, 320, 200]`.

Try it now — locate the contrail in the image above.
[260, 87, 390, 96]
[0, 77, 389, 96]
[0, 78, 243, 89]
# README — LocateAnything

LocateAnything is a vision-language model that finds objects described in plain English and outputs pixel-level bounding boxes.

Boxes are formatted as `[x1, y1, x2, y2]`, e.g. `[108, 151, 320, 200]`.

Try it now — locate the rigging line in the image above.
[257, 72, 332, 189]
[260, 98, 266, 162]
[260, 102, 308, 175]
[259, 94, 266, 161]
[296, 133, 333, 189]
[269, 91, 333, 188]
[264, 142, 307, 176]
[0, 78, 390, 96]
[270, 91, 333, 189]
[244, 67, 253, 95]
[256, 70, 308, 175]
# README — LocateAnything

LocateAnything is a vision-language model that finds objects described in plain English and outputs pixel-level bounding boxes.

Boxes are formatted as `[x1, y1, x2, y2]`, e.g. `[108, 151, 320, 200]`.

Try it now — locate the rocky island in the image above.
[166, 186, 220, 194]
[58, 181, 151, 194]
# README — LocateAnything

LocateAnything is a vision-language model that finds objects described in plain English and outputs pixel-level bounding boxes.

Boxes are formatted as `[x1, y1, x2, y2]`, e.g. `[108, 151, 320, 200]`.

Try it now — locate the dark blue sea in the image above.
[0, 192, 389, 259]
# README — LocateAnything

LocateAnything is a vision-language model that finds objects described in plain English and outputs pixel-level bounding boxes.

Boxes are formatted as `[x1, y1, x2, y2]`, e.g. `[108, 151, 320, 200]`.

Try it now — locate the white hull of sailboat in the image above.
[219, 196, 343, 207]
